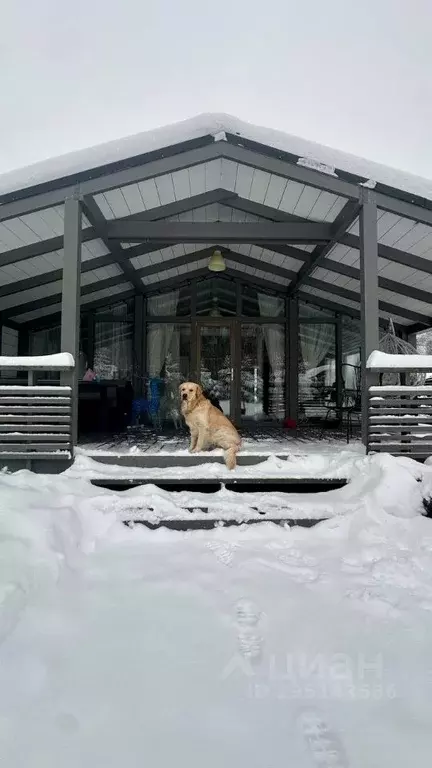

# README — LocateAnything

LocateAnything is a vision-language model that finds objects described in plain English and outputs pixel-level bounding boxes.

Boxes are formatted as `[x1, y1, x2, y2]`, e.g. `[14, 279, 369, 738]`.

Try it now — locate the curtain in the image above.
[299, 323, 335, 407]
[146, 291, 179, 378]
[300, 323, 334, 371]
[258, 293, 285, 418]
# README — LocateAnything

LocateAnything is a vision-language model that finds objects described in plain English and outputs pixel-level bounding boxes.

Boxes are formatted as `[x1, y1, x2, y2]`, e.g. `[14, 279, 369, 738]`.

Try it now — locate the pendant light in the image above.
[208, 249, 226, 272]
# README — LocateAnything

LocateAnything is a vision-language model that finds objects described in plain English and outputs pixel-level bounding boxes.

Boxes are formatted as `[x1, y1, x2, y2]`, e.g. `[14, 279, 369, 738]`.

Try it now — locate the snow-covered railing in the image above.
[0, 354, 75, 467]
[366, 352, 432, 459]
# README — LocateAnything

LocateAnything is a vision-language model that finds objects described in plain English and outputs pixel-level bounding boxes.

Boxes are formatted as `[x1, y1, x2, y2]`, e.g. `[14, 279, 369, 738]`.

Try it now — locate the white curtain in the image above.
[300, 323, 335, 371]
[258, 293, 285, 418]
[147, 291, 179, 378]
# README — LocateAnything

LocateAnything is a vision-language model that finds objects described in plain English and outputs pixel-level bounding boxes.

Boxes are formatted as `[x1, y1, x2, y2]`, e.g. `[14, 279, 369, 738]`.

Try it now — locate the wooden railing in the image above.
[366, 352, 432, 459]
[0, 354, 75, 469]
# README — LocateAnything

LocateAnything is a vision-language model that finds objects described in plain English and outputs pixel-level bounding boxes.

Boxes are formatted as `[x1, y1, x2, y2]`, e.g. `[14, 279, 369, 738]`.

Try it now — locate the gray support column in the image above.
[61, 195, 82, 448]
[359, 188, 379, 447]
[335, 314, 343, 410]
[287, 297, 299, 423]
[133, 295, 145, 396]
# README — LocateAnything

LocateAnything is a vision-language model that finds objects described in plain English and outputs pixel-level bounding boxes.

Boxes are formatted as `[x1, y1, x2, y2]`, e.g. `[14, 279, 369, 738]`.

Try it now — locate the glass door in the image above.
[197, 322, 235, 419]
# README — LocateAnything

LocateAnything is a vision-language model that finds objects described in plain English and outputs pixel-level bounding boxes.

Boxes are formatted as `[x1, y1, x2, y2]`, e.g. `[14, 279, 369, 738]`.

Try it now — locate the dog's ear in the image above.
[195, 384, 204, 401]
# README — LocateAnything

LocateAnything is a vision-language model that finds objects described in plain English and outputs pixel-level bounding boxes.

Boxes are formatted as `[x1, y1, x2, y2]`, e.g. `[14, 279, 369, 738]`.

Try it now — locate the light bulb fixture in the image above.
[208, 249, 226, 272]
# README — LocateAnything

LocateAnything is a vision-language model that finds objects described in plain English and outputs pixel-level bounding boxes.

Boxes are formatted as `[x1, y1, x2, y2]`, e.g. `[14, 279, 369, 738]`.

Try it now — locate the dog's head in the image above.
[179, 382, 203, 412]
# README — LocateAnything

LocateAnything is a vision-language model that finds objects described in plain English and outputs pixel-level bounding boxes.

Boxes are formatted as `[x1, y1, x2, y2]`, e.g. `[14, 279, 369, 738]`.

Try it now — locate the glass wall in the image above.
[241, 324, 285, 420]
[298, 321, 336, 420]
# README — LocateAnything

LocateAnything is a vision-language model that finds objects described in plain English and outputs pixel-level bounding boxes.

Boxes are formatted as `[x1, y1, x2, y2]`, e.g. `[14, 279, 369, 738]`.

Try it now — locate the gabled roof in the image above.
[0, 113, 431, 332]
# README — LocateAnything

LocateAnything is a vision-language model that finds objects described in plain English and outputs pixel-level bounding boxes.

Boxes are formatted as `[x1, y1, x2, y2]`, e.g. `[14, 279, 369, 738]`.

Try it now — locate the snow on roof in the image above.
[0, 113, 431, 202]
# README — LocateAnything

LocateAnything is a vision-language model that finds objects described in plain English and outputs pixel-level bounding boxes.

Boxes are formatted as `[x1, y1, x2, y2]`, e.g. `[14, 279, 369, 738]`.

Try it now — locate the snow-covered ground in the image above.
[1, 451, 432, 766]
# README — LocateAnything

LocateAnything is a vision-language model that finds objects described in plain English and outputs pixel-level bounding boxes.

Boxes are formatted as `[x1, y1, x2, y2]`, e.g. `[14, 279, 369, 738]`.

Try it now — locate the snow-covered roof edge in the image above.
[0, 113, 431, 202]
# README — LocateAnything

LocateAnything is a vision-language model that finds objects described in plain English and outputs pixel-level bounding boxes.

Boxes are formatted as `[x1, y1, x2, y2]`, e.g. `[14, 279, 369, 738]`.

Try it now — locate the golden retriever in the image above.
[180, 382, 241, 470]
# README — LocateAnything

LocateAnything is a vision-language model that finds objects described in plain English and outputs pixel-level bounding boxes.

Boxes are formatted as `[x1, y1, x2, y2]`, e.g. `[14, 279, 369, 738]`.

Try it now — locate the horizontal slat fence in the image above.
[0, 358, 75, 468]
[368, 379, 432, 459]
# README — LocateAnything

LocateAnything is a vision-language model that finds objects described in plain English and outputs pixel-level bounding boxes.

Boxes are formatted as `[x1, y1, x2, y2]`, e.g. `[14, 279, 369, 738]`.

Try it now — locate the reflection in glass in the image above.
[199, 325, 232, 416]
[94, 321, 133, 380]
[146, 324, 191, 425]
[298, 323, 336, 420]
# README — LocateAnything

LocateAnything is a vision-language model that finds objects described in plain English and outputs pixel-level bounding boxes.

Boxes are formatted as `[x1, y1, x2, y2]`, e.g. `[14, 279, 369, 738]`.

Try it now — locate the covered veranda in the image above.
[0, 114, 431, 467]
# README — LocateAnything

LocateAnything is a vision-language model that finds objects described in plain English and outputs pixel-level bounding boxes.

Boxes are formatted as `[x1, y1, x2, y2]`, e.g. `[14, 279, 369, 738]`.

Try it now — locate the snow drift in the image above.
[0, 452, 432, 767]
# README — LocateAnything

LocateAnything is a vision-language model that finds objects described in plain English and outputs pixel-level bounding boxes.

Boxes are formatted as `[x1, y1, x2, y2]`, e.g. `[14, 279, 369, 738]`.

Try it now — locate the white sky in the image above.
[1, 0, 431, 179]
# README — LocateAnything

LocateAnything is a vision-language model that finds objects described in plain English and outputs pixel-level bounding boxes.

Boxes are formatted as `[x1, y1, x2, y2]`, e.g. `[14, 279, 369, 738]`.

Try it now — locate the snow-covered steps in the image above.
[87, 454, 292, 468]
[91, 477, 347, 493]
[124, 517, 327, 530]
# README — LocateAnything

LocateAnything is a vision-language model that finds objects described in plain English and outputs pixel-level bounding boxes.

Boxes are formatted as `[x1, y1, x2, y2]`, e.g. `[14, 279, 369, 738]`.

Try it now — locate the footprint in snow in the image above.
[297, 708, 348, 768]
[257, 557, 318, 583]
[236, 599, 263, 661]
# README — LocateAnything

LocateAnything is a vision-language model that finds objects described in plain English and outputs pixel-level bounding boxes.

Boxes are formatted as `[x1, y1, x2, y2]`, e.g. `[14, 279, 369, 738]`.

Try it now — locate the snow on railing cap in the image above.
[0, 353, 75, 370]
[367, 350, 432, 370]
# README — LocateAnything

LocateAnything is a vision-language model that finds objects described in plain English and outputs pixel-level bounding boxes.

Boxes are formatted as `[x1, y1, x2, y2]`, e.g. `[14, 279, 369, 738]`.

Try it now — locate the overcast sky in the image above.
[1, 0, 431, 178]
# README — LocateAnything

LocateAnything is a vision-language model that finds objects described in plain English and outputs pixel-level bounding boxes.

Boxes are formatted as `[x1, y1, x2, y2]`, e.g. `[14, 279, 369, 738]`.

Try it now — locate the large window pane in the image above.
[299, 322, 336, 420]
[146, 324, 191, 424]
[94, 321, 133, 380]
[241, 324, 285, 420]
